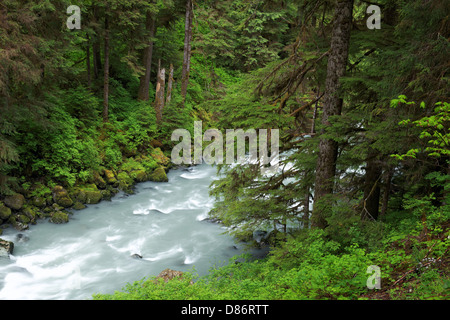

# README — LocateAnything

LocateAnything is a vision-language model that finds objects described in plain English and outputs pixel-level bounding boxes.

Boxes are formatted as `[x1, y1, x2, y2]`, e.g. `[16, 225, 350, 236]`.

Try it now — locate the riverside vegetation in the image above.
[1, 0, 449, 300]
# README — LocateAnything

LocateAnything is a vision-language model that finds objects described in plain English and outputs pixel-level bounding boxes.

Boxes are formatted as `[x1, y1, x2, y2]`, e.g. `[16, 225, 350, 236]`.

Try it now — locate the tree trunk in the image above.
[166, 63, 174, 105]
[362, 148, 382, 220]
[380, 166, 393, 216]
[312, 0, 354, 229]
[103, 12, 110, 123]
[137, 12, 156, 101]
[92, 6, 101, 80]
[154, 60, 165, 124]
[180, 0, 193, 104]
[86, 34, 91, 89]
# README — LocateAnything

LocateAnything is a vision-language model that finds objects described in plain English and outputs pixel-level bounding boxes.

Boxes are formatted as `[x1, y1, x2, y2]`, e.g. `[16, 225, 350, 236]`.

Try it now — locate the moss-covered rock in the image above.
[85, 190, 102, 204]
[4, 193, 25, 210]
[72, 201, 86, 210]
[117, 171, 134, 192]
[32, 196, 47, 208]
[100, 189, 112, 201]
[151, 148, 170, 166]
[52, 186, 73, 208]
[92, 171, 107, 189]
[18, 214, 31, 224]
[132, 170, 148, 182]
[73, 201, 86, 210]
[22, 206, 37, 223]
[9, 216, 28, 231]
[149, 167, 169, 182]
[0, 202, 12, 221]
[103, 169, 118, 185]
[70, 184, 100, 204]
[50, 211, 69, 224]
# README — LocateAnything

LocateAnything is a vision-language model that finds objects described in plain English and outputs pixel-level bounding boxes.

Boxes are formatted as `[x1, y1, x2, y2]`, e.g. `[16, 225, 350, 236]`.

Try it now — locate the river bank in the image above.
[0, 147, 172, 241]
[0, 162, 255, 300]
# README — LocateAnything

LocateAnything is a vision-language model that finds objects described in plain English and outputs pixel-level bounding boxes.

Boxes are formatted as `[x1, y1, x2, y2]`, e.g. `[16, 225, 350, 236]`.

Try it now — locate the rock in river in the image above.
[4, 193, 25, 210]
[52, 186, 73, 208]
[0, 238, 14, 258]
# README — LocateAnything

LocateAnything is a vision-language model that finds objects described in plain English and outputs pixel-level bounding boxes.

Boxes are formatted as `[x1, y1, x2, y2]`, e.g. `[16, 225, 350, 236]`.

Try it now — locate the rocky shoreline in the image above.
[0, 147, 172, 256]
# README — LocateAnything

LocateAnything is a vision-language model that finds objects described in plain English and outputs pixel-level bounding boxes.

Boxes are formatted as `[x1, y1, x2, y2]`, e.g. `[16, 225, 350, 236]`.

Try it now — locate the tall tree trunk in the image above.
[154, 60, 165, 124]
[166, 63, 174, 105]
[380, 166, 393, 216]
[362, 148, 382, 220]
[103, 12, 110, 123]
[181, 0, 193, 104]
[137, 12, 156, 101]
[86, 34, 91, 89]
[312, 0, 354, 229]
[92, 6, 101, 80]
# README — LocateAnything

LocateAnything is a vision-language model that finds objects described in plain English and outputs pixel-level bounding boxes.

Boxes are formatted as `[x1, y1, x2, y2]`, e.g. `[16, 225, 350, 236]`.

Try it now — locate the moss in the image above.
[151, 148, 170, 166]
[73, 201, 86, 210]
[52, 186, 73, 208]
[0, 203, 12, 221]
[18, 214, 31, 224]
[32, 196, 47, 208]
[103, 169, 118, 185]
[117, 171, 134, 192]
[149, 167, 169, 182]
[8, 216, 29, 231]
[84, 190, 102, 204]
[4, 193, 25, 210]
[22, 206, 37, 222]
[92, 171, 107, 189]
[50, 211, 69, 224]
[131, 169, 148, 182]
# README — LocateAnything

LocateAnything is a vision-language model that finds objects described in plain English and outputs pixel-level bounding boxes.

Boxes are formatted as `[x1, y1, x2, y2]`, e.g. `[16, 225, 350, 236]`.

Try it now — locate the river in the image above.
[0, 164, 259, 300]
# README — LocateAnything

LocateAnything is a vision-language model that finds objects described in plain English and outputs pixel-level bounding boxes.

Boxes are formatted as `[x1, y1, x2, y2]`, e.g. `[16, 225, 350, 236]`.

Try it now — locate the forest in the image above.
[0, 0, 449, 300]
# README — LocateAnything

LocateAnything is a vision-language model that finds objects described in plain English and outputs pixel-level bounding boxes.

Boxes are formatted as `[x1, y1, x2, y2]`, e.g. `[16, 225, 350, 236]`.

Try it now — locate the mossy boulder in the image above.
[131, 170, 148, 182]
[50, 211, 69, 224]
[17, 214, 31, 224]
[9, 216, 28, 231]
[92, 171, 107, 189]
[4, 193, 25, 210]
[32, 196, 47, 208]
[149, 167, 169, 182]
[117, 171, 134, 192]
[100, 189, 112, 201]
[103, 169, 118, 185]
[22, 206, 38, 223]
[151, 148, 170, 166]
[0, 202, 12, 221]
[73, 201, 86, 210]
[85, 190, 102, 204]
[71, 184, 102, 204]
[52, 186, 73, 208]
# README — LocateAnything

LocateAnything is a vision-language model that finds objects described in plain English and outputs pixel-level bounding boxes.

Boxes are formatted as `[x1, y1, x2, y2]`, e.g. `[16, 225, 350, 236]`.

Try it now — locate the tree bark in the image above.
[137, 12, 156, 101]
[154, 60, 165, 124]
[86, 34, 91, 89]
[103, 12, 110, 123]
[180, 0, 193, 104]
[380, 166, 393, 216]
[92, 6, 101, 80]
[362, 148, 382, 220]
[166, 63, 174, 105]
[312, 0, 354, 229]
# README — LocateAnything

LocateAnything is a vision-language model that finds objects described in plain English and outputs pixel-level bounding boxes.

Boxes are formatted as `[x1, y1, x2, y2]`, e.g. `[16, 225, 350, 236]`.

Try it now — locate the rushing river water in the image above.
[0, 164, 259, 300]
